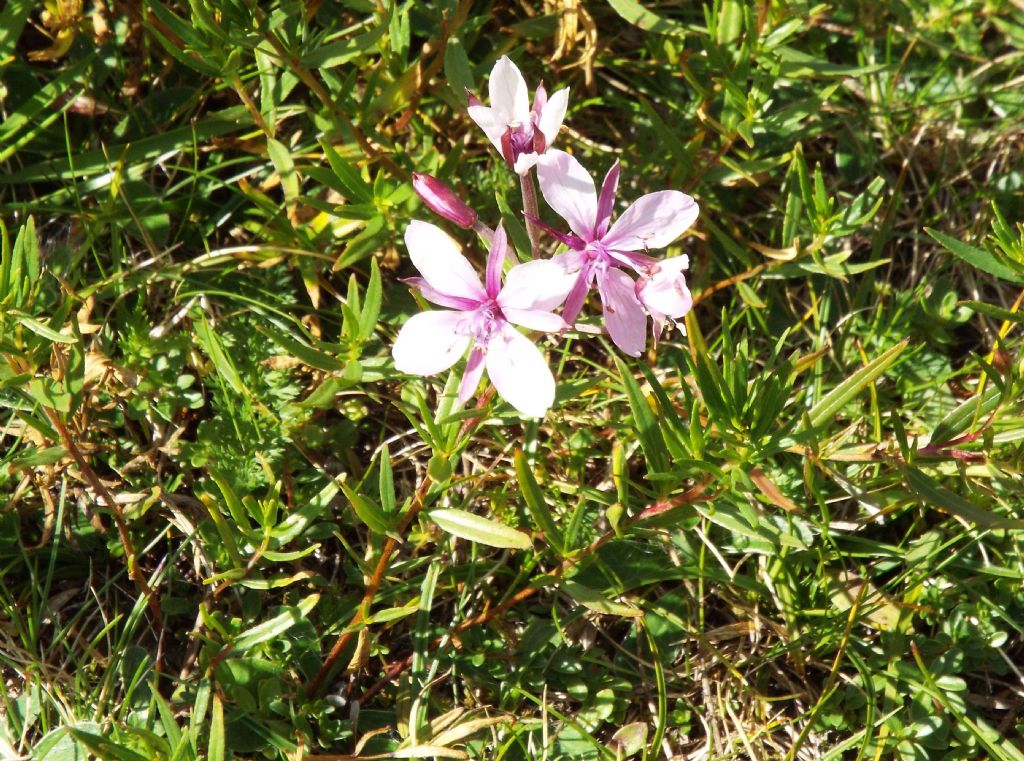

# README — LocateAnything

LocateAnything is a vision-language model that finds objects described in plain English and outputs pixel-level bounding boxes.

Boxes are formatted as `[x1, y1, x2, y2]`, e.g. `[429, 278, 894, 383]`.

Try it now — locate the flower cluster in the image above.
[393, 56, 699, 418]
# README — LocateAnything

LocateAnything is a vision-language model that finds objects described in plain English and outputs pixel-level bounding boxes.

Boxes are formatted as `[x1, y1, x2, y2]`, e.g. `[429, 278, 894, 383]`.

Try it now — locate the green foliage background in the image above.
[2, 0, 1024, 758]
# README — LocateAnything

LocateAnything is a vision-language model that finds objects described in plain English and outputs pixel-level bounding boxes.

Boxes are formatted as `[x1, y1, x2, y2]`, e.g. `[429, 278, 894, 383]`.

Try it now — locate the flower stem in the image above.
[520, 171, 542, 258]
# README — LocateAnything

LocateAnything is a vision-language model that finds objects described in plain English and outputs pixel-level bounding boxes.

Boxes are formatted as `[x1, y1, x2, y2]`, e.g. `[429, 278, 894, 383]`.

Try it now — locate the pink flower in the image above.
[535, 150, 699, 356]
[392, 221, 573, 417]
[412, 173, 477, 228]
[467, 56, 569, 175]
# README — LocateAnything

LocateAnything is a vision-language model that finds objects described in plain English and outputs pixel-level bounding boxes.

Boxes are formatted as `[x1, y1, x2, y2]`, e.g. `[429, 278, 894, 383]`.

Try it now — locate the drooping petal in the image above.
[405, 220, 486, 303]
[602, 191, 699, 252]
[498, 259, 575, 312]
[485, 224, 509, 298]
[513, 152, 541, 175]
[598, 268, 647, 357]
[502, 307, 566, 333]
[457, 347, 486, 405]
[467, 105, 508, 153]
[488, 56, 530, 125]
[485, 325, 556, 417]
[561, 268, 593, 326]
[537, 87, 569, 148]
[536, 149, 598, 241]
[392, 310, 471, 375]
[594, 161, 620, 238]
[637, 256, 693, 319]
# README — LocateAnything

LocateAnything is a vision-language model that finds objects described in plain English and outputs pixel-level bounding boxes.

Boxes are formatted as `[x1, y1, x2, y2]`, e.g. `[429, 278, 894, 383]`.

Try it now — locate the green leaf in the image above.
[606, 0, 687, 35]
[266, 136, 299, 210]
[0, 0, 33, 61]
[904, 468, 1024, 529]
[14, 314, 75, 344]
[301, 23, 386, 69]
[319, 139, 373, 203]
[1, 107, 251, 184]
[496, 188, 532, 261]
[193, 315, 245, 394]
[429, 509, 532, 550]
[961, 300, 1024, 324]
[804, 339, 909, 430]
[614, 356, 670, 475]
[379, 444, 396, 515]
[261, 325, 345, 372]
[233, 594, 320, 651]
[561, 580, 643, 617]
[930, 385, 1004, 446]
[443, 36, 475, 95]
[341, 481, 391, 535]
[927, 228, 1024, 284]
[514, 449, 565, 555]
[26, 378, 72, 412]
[359, 258, 382, 342]
[207, 693, 225, 761]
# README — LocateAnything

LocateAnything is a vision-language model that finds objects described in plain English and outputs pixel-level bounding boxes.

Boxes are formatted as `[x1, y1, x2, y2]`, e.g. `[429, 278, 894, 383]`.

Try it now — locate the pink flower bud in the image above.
[412, 173, 477, 228]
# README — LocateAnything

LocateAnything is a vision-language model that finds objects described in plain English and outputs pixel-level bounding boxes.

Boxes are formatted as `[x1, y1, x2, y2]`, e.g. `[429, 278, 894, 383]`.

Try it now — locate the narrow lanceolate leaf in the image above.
[193, 315, 245, 394]
[207, 693, 225, 761]
[342, 481, 391, 535]
[930, 385, 1003, 446]
[232, 594, 320, 651]
[927, 228, 1024, 284]
[607, 0, 687, 35]
[514, 450, 565, 555]
[904, 468, 1024, 529]
[614, 356, 670, 475]
[359, 258, 382, 341]
[429, 509, 532, 550]
[804, 339, 909, 430]
[561, 580, 643, 618]
[14, 314, 75, 344]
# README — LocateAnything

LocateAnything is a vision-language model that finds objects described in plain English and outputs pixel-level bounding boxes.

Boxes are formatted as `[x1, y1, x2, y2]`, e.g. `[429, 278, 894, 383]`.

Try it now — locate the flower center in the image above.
[500, 123, 542, 167]
[460, 299, 506, 345]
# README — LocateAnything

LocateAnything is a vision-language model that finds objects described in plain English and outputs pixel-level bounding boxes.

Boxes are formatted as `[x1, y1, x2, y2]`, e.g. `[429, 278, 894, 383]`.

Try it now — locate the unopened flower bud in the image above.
[412, 173, 478, 228]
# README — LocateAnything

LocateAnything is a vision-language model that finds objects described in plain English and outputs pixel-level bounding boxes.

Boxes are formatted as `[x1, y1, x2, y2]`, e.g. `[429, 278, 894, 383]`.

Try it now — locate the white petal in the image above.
[602, 191, 699, 252]
[392, 311, 471, 375]
[513, 152, 541, 175]
[537, 87, 569, 147]
[485, 325, 556, 418]
[502, 307, 566, 332]
[467, 105, 506, 154]
[536, 150, 597, 241]
[405, 220, 486, 302]
[488, 56, 529, 124]
[599, 268, 647, 358]
[498, 259, 576, 311]
[457, 347, 486, 405]
[638, 258, 693, 318]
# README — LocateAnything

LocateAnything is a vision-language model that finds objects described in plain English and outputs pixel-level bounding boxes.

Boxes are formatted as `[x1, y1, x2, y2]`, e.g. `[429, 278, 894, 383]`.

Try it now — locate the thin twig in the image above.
[42, 409, 165, 667]
[306, 389, 495, 697]
[355, 477, 716, 703]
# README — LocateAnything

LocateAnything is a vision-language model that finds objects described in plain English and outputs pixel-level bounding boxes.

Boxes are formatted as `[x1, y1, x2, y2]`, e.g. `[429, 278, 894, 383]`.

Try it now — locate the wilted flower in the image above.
[412, 173, 477, 228]
[535, 150, 698, 356]
[467, 56, 569, 175]
[392, 221, 573, 417]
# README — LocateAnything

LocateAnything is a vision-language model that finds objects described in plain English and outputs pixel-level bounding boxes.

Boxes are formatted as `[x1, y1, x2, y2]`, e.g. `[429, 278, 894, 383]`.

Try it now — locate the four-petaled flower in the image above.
[536, 149, 699, 357]
[392, 221, 573, 418]
[467, 56, 569, 175]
